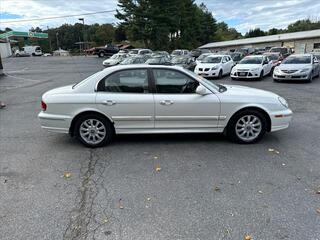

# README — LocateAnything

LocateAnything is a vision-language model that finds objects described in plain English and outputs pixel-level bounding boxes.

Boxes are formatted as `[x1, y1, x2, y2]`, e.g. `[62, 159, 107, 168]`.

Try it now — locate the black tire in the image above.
[259, 70, 264, 80]
[306, 73, 313, 83]
[226, 109, 267, 144]
[218, 70, 223, 79]
[74, 114, 114, 148]
[98, 51, 105, 58]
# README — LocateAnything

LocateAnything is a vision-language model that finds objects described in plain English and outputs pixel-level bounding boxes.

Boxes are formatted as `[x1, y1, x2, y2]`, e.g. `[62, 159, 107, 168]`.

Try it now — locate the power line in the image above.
[0, 10, 117, 24]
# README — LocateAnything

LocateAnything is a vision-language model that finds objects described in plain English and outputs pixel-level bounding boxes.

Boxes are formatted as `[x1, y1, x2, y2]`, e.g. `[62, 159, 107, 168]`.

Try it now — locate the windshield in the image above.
[129, 49, 139, 54]
[172, 50, 182, 56]
[264, 54, 278, 60]
[282, 56, 311, 64]
[230, 53, 242, 61]
[197, 54, 209, 61]
[202, 56, 222, 63]
[146, 57, 162, 64]
[72, 71, 102, 89]
[120, 58, 136, 64]
[171, 57, 187, 64]
[239, 57, 263, 64]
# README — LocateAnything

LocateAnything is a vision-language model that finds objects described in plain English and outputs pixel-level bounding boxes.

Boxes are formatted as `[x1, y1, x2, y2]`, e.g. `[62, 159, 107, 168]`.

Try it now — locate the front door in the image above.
[95, 68, 154, 130]
[152, 68, 220, 130]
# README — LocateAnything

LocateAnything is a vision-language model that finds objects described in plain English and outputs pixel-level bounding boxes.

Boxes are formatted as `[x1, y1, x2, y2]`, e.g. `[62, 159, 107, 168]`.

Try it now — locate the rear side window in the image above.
[153, 69, 199, 94]
[97, 69, 149, 93]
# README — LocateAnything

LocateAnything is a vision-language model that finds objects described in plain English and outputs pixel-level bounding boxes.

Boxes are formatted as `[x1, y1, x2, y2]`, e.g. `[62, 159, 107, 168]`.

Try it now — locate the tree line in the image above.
[1, 0, 320, 53]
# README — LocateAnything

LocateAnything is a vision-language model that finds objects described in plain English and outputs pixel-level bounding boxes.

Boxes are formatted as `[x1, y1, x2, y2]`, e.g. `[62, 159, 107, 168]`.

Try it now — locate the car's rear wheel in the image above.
[98, 51, 105, 58]
[227, 110, 267, 144]
[75, 114, 114, 148]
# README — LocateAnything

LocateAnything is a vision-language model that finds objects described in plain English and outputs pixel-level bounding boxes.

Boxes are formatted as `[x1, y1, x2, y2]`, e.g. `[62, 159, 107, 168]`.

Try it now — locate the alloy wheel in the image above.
[235, 115, 262, 142]
[79, 119, 106, 145]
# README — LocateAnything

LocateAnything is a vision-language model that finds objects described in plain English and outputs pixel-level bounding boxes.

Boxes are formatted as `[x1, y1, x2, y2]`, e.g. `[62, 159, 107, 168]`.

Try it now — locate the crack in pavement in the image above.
[63, 149, 122, 240]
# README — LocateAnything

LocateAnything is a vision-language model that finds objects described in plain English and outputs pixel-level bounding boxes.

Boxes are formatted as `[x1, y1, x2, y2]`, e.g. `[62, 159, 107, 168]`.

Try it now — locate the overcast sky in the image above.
[1, 0, 320, 34]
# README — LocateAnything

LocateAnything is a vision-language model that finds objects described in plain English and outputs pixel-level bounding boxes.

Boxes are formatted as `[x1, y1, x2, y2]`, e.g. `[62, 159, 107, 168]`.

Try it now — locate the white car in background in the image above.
[102, 53, 128, 67]
[273, 54, 320, 82]
[38, 65, 292, 147]
[194, 54, 234, 78]
[129, 48, 153, 56]
[231, 55, 272, 80]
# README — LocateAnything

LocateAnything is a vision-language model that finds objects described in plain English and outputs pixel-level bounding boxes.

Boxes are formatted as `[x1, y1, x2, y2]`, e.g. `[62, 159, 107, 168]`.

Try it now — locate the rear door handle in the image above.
[102, 100, 116, 106]
[160, 100, 174, 106]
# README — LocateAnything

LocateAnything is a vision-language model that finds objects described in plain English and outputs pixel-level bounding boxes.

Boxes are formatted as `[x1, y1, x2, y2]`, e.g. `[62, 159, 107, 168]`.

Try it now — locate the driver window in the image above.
[153, 69, 199, 94]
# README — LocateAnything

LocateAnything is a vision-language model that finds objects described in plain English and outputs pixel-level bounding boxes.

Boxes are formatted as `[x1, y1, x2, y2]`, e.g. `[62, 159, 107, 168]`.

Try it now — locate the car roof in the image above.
[288, 54, 312, 57]
[102, 64, 184, 72]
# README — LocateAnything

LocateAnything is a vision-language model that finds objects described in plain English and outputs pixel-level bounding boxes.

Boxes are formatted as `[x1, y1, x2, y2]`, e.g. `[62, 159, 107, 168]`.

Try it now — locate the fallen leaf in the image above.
[147, 197, 151, 201]
[155, 165, 161, 172]
[258, 190, 263, 194]
[244, 235, 252, 240]
[103, 219, 109, 224]
[317, 208, 320, 214]
[316, 189, 320, 194]
[63, 172, 72, 179]
[214, 186, 221, 192]
[282, 163, 286, 166]
[268, 148, 279, 154]
[154, 156, 158, 159]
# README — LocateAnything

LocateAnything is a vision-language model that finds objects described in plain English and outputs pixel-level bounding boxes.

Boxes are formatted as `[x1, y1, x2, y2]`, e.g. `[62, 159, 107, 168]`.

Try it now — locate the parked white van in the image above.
[17, 46, 43, 56]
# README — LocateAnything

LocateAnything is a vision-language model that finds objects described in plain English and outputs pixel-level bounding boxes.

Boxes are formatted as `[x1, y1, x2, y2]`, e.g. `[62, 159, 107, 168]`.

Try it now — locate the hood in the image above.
[278, 63, 312, 70]
[196, 63, 220, 69]
[234, 64, 261, 70]
[222, 84, 278, 98]
[43, 85, 74, 98]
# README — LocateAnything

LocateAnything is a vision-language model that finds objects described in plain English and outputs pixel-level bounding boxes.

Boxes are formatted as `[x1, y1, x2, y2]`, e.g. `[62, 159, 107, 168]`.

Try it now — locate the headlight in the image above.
[300, 68, 311, 73]
[211, 66, 218, 70]
[274, 67, 280, 74]
[278, 96, 288, 108]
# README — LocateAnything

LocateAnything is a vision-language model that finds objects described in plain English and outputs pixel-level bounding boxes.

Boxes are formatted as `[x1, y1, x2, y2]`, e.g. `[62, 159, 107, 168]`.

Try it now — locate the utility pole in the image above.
[56, 32, 59, 50]
[47, 26, 52, 53]
[78, 18, 86, 56]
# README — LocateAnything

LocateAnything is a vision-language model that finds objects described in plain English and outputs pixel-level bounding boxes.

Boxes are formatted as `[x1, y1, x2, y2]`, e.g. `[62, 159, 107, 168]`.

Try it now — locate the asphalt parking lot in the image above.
[1, 56, 320, 240]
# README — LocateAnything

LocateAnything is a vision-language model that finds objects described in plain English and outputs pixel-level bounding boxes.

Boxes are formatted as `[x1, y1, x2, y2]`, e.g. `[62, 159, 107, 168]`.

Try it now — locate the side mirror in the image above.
[314, 59, 319, 64]
[196, 85, 209, 95]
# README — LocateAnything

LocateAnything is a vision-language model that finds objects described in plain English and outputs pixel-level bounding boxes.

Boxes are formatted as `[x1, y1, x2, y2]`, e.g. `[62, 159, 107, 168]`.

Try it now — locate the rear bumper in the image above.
[38, 112, 71, 134]
[270, 108, 293, 132]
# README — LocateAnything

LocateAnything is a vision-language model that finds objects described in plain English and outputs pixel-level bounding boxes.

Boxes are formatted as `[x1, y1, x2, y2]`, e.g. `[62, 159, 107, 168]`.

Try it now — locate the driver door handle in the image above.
[160, 100, 174, 106]
[102, 100, 116, 106]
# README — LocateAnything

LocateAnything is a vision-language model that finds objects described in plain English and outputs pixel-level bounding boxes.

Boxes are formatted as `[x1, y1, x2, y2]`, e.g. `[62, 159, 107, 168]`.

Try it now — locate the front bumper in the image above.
[273, 71, 310, 80]
[270, 108, 293, 132]
[38, 112, 72, 134]
[195, 68, 219, 77]
[231, 70, 260, 79]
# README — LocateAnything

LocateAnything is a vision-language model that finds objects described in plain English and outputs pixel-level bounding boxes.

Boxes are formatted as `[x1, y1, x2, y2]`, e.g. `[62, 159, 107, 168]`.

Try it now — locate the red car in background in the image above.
[263, 52, 284, 68]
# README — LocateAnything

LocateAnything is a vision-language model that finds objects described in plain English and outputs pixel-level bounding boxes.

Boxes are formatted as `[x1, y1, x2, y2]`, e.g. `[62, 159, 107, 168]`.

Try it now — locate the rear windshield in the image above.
[282, 56, 311, 64]
[172, 50, 182, 56]
[129, 50, 139, 54]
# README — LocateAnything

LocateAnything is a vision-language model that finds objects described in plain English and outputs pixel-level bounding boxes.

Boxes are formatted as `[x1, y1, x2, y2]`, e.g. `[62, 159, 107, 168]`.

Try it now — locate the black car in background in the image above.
[190, 48, 211, 58]
[171, 56, 197, 70]
[230, 52, 245, 64]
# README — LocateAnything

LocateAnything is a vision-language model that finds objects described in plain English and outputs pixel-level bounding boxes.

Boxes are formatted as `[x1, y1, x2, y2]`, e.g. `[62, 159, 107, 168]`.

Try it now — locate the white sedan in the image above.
[102, 53, 128, 67]
[194, 54, 234, 78]
[38, 65, 292, 147]
[231, 55, 273, 80]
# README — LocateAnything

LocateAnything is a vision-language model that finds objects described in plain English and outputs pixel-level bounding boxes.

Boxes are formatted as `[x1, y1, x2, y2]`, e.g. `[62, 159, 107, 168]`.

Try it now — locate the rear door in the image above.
[95, 68, 154, 130]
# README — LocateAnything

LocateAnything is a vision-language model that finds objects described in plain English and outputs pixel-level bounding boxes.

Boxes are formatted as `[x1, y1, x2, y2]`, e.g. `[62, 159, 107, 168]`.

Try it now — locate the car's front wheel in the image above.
[227, 110, 267, 144]
[98, 52, 105, 58]
[75, 114, 114, 147]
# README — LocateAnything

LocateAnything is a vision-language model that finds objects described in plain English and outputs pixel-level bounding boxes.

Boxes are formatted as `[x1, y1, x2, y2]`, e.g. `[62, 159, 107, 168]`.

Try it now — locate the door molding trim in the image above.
[155, 116, 226, 121]
[112, 116, 153, 121]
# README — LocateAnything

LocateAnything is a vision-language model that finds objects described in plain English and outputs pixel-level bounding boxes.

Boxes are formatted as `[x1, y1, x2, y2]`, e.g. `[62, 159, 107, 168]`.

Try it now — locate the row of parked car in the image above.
[102, 47, 320, 83]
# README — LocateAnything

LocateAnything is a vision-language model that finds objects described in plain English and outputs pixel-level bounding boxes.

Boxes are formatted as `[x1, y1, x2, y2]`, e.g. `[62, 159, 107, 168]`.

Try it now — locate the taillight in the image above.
[41, 100, 47, 111]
